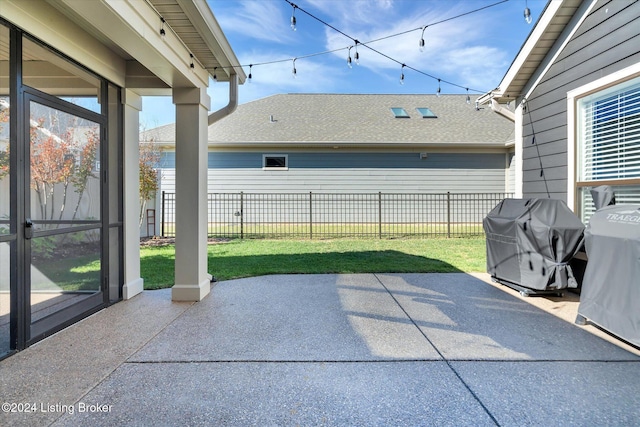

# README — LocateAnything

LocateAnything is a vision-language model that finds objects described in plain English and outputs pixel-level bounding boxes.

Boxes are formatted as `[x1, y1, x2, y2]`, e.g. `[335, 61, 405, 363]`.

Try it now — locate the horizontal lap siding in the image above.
[159, 152, 509, 194]
[522, 0, 640, 202]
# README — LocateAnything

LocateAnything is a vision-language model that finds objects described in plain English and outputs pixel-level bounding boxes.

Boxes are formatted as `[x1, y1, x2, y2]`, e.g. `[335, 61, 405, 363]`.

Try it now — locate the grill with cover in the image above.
[483, 198, 585, 296]
[576, 205, 640, 347]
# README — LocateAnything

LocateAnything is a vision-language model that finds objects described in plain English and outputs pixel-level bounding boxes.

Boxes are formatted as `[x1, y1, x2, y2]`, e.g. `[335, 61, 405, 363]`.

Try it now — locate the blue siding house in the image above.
[144, 93, 515, 196]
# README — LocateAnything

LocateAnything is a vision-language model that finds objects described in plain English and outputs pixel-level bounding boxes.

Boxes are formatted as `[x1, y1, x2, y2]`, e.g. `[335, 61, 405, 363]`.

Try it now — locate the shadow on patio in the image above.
[1, 273, 640, 426]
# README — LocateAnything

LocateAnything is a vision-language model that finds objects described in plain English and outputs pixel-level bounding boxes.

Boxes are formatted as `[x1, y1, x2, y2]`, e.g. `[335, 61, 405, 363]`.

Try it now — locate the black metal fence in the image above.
[161, 191, 512, 239]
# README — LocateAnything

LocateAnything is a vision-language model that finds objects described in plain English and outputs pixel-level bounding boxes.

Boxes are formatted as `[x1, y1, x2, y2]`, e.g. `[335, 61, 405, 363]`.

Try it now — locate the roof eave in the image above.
[478, 0, 584, 105]
[176, 0, 246, 83]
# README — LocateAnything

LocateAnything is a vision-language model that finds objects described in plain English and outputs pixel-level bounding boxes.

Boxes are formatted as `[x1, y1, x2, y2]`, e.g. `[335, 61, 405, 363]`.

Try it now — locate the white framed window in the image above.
[263, 154, 288, 170]
[569, 69, 640, 222]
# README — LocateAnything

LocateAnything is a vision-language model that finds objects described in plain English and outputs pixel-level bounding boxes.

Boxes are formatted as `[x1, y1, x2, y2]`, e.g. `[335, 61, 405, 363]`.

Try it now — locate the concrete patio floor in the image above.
[1, 273, 639, 426]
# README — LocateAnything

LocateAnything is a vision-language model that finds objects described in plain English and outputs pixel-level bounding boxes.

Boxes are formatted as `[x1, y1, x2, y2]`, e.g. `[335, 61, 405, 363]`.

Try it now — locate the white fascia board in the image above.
[478, 0, 570, 105]
[521, 0, 597, 101]
[497, 1, 565, 95]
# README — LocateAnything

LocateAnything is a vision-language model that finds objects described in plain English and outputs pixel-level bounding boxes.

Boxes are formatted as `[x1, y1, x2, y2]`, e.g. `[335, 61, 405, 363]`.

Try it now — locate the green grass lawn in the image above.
[141, 237, 487, 290]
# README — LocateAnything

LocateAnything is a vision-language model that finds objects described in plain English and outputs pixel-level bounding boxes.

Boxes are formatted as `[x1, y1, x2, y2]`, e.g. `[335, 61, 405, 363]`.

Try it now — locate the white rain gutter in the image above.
[490, 99, 515, 122]
[208, 73, 238, 125]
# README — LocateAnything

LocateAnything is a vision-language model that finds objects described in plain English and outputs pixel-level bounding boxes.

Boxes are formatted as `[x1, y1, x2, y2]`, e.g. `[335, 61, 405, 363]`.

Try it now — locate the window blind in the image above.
[579, 79, 640, 181]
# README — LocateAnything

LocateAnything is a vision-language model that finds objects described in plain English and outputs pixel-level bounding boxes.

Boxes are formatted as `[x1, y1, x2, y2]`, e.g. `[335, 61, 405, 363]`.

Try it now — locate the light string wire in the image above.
[216, 0, 510, 94]
[524, 99, 551, 198]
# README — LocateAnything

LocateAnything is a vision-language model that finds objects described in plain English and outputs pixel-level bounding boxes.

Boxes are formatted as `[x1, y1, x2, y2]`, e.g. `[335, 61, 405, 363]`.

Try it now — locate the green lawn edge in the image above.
[141, 237, 487, 290]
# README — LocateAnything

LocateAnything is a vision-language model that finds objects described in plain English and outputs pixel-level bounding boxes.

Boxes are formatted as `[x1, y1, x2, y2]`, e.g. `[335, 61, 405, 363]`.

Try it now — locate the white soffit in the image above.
[47, 0, 243, 88]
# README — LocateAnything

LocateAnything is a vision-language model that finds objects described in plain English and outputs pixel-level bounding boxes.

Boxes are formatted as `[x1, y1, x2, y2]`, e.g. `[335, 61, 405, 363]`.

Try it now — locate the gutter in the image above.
[208, 73, 238, 125]
[490, 98, 515, 122]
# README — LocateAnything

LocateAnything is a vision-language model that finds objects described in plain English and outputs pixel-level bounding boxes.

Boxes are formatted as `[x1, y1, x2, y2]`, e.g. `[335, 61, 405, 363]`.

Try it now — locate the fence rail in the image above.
[161, 191, 512, 239]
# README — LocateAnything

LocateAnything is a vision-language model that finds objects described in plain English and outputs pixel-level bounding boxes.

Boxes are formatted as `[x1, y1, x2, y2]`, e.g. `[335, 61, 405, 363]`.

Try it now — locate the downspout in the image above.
[208, 73, 238, 125]
[203, 73, 237, 283]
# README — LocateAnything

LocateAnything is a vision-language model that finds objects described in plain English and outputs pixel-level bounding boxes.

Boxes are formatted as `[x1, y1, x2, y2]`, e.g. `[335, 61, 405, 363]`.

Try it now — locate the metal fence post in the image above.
[240, 191, 244, 239]
[379, 192, 382, 239]
[161, 191, 165, 237]
[309, 191, 313, 239]
[447, 191, 451, 238]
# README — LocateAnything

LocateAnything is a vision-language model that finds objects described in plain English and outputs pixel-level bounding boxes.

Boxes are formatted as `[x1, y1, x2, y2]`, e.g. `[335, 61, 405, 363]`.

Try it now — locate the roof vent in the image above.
[269, 115, 277, 123]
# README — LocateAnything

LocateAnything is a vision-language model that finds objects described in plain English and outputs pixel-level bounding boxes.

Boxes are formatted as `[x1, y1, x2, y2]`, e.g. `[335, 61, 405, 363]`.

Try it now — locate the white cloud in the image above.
[317, 2, 509, 93]
[211, 0, 294, 44]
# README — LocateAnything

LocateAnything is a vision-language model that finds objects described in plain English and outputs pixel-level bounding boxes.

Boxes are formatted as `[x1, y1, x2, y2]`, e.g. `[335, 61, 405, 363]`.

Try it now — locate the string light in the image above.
[524, 0, 532, 24]
[213, 67, 217, 82]
[292, 58, 297, 78]
[248, 64, 252, 82]
[160, 17, 166, 37]
[419, 26, 427, 52]
[290, 3, 297, 31]
[210, 0, 509, 96]
[189, 53, 194, 69]
[279, 0, 496, 93]
[399, 64, 406, 85]
[354, 41, 360, 65]
[466, 88, 470, 104]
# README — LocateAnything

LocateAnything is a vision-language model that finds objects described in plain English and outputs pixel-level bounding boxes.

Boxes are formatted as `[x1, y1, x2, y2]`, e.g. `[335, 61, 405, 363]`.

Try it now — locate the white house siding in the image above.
[158, 151, 510, 194]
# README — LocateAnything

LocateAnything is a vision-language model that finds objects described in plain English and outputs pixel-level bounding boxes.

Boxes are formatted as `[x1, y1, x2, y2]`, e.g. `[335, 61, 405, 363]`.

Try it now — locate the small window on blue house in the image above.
[391, 108, 410, 118]
[263, 154, 288, 170]
[416, 107, 437, 118]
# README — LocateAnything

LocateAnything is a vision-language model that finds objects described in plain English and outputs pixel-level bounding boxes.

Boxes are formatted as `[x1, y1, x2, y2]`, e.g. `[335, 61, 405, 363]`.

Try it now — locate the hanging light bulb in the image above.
[213, 67, 218, 83]
[347, 46, 353, 68]
[524, 0, 532, 24]
[354, 41, 360, 65]
[160, 17, 166, 37]
[248, 64, 252, 83]
[290, 4, 297, 31]
[466, 88, 471, 104]
[399, 64, 405, 85]
[292, 58, 297, 78]
[419, 26, 427, 52]
[436, 79, 441, 97]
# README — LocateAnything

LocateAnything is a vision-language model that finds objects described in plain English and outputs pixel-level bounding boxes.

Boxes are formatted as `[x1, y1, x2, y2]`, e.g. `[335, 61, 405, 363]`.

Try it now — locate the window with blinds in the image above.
[577, 75, 640, 222]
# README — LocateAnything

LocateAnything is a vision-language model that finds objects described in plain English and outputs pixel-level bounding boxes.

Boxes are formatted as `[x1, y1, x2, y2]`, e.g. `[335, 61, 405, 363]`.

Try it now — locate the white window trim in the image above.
[566, 62, 640, 211]
[262, 154, 288, 170]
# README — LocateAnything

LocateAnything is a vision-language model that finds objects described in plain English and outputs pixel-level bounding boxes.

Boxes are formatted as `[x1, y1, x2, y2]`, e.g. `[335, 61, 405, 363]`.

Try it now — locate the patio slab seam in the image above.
[371, 273, 501, 426]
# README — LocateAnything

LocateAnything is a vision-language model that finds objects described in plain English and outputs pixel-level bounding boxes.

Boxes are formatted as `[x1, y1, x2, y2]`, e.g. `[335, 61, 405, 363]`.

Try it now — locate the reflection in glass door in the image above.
[0, 93, 11, 356]
[26, 95, 105, 342]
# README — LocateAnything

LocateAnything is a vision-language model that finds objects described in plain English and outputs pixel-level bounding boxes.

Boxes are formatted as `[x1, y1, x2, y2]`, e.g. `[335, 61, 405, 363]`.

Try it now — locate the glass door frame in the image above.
[1, 19, 122, 359]
[22, 87, 108, 345]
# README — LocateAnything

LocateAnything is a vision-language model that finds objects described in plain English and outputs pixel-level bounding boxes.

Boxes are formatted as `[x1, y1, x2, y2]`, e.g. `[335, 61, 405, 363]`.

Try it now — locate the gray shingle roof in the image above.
[142, 93, 514, 148]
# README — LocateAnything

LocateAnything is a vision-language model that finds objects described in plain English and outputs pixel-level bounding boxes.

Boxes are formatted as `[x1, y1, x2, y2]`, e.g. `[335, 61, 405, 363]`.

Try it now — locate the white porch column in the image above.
[514, 102, 524, 199]
[172, 87, 211, 301]
[122, 89, 144, 299]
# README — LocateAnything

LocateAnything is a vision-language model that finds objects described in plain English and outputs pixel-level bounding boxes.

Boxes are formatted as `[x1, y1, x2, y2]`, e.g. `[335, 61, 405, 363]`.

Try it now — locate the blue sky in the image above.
[140, 0, 545, 129]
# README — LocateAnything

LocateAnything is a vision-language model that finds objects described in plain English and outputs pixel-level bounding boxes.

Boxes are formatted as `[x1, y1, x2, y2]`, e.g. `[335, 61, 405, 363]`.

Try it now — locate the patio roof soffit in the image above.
[47, 0, 244, 93]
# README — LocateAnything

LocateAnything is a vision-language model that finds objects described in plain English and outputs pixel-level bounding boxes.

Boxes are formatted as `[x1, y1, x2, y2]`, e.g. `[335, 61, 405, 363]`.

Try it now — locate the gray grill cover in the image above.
[578, 205, 640, 346]
[483, 198, 585, 290]
[591, 185, 616, 210]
